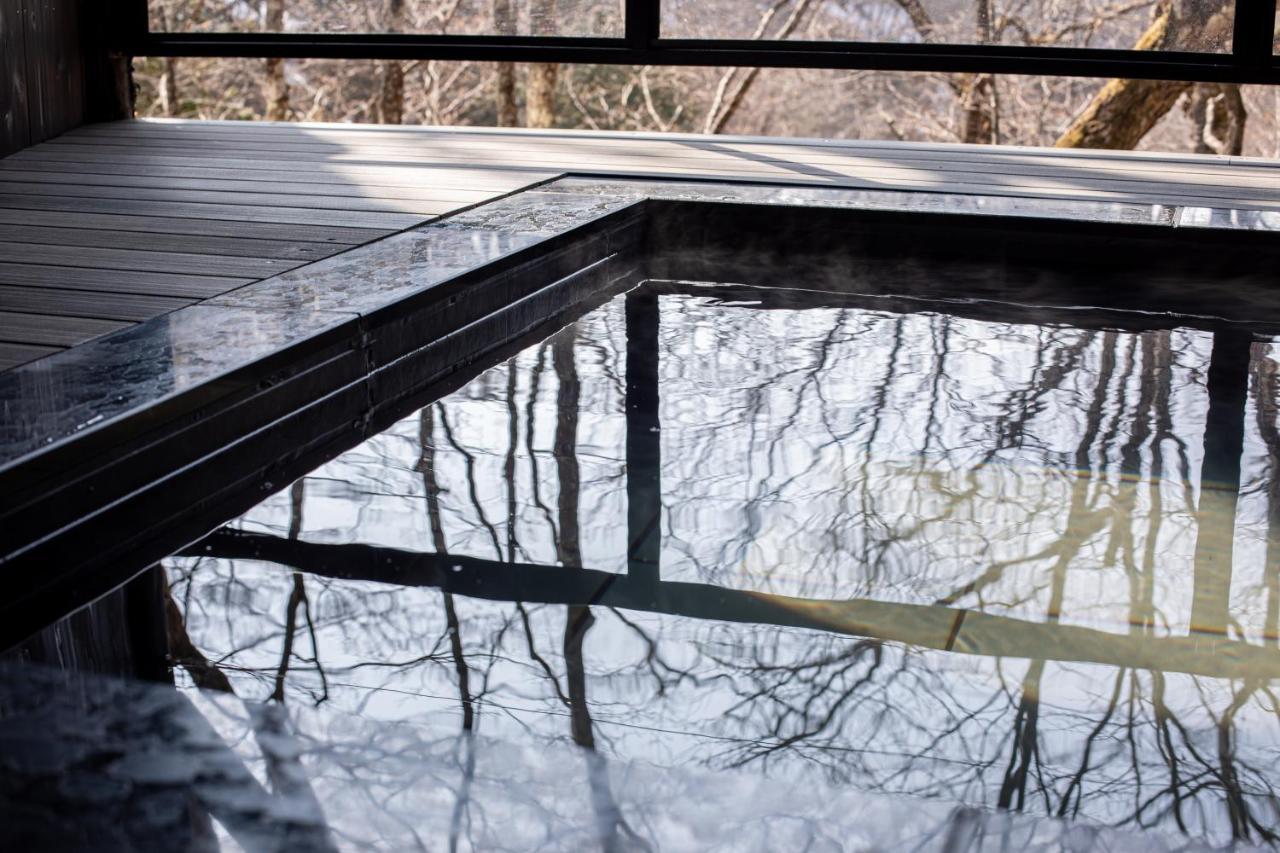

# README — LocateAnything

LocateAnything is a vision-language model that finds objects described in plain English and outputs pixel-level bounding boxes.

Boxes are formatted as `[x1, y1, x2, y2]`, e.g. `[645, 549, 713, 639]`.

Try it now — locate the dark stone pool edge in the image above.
[0, 175, 1270, 648]
[0, 176, 1242, 479]
[0, 183, 646, 646]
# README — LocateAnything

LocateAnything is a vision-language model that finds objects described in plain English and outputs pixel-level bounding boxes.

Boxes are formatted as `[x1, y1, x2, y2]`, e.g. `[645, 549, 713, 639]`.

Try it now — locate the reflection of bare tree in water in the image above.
[271, 482, 328, 704]
[645, 302, 1277, 840]
[552, 328, 650, 853]
[419, 325, 650, 851]
[168, 294, 1280, 848]
[1253, 348, 1280, 647]
[421, 404, 478, 851]
[163, 479, 337, 850]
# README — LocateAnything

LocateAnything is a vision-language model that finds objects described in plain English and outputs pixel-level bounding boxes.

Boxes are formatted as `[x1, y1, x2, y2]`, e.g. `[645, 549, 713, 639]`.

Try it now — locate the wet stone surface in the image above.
[160, 284, 1280, 850]
[0, 177, 1239, 481]
[0, 305, 356, 469]
[545, 176, 1179, 226]
[432, 190, 642, 236]
[207, 227, 549, 315]
[1177, 206, 1280, 231]
[0, 663, 1231, 853]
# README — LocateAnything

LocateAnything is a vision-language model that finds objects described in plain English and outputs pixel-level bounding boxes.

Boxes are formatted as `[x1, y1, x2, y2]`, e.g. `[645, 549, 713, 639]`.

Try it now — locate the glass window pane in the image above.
[662, 0, 1235, 54]
[131, 59, 1274, 157]
[149, 0, 623, 38]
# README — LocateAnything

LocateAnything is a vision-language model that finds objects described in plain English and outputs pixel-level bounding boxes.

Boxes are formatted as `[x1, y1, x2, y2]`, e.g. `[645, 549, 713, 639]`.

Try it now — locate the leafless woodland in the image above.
[140, 0, 1280, 155]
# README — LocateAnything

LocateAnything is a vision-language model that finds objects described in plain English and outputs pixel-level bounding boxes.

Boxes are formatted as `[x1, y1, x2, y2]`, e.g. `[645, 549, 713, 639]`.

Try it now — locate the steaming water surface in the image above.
[169, 282, 1280, 848]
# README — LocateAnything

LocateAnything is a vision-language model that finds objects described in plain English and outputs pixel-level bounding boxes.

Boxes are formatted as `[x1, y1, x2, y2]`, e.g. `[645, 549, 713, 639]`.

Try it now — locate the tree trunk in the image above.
[525, 0, 559, 128]
[378, 1, 407, 124]
[263, 0, 289, 121]
[379, 63, 405, 124]
[526, 64, 559, 128]
[494, 0, 518, 126]
[154, 8, 179, 118]
[891, 0, 996, 144]
[495, 65, 518, 126]
[1184, 82, 1246, 155]
[159, 58, 179, 117]
[958, 0, 997, 144]
[1056, 0, 1233, 149]
[959, 75, 997, 144]
[704, 0, 817, 134]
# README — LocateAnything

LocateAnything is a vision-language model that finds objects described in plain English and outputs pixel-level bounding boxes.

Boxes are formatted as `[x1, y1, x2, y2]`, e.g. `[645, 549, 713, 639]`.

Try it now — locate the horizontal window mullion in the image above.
[132, 32, 1280, 84]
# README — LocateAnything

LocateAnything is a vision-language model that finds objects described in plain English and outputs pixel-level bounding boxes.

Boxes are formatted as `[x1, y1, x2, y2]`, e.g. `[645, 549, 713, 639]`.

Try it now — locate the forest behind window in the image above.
[140, 0, 1275, 155]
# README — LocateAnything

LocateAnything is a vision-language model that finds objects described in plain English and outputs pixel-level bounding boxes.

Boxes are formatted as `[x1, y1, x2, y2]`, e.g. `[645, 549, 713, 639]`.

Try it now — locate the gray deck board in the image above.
[9, 153, 1274, 203]
[0, 192, 426, 229]
[7, 148, 552, 182]
[0, 262, 254, 298]
[3, 117, 1280, 377]
[53, 120, 1277, 180]
[0, 342, 61, 370]
[29, 135, 1280, 208]
[0, 208, 383, 244]
[0, 163, 541, 195]
[0, 285, 193, 321]
[0, 241, 303, 278]
[47, 126, 1280, 185]
[0, 224, 345, 261]
[0, 310, 128, 347]
[0, 181, 484, 215]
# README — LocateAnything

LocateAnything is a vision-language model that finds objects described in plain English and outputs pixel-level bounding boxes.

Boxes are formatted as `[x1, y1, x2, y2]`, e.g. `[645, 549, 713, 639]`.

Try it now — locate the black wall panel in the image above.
[1, 0, 127, 158]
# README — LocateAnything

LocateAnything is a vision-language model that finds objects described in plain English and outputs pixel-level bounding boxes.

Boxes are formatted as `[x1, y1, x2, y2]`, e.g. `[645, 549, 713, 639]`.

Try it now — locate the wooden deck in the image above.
[3, 117, 1280, 370]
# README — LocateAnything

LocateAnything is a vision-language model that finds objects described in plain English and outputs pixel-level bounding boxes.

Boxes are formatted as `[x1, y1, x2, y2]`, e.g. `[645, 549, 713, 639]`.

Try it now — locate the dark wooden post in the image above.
[80, 0, 136, 123]
[1, 0, 133, 158]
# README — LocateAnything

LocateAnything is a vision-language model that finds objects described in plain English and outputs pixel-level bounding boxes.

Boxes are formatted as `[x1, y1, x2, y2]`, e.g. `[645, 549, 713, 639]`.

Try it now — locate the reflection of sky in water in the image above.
[169, 287, 1280, 848]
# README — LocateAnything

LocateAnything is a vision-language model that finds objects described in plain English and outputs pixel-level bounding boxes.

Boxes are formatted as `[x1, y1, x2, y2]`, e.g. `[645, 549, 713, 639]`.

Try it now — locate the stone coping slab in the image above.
[2, 175, 1255, 477]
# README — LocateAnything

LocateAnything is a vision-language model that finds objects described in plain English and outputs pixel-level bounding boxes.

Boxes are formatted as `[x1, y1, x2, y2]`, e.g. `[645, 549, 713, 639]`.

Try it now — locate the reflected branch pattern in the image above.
[169, 283, 1280, 848]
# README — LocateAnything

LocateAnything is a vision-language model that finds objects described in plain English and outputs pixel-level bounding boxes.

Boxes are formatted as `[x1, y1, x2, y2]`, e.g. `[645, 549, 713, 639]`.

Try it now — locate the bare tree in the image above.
[494, 0, 519, 125]
[1184, 82, 1247, 155]
[378, 0, 408, 124]
[263, 0, 290, 120]
[1056, 0, 1234, 149]
[136, 0, 1280, 155]
[703, 0, 819, 134]
[152, 4, 181, 116]
[526, 0, 561, 128]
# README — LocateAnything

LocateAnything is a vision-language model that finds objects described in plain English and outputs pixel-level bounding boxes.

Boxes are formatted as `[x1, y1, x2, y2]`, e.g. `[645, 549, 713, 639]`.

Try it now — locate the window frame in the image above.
[125, 0, 1280, 84]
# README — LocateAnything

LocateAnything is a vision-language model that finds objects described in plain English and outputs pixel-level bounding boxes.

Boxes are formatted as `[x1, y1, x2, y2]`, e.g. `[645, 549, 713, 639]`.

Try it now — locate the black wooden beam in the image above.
[132, 35, 1280, 84]
[625, 0, 660, 52]
[127, 23, 1280, 85]
[1233, 0, 1278, 70]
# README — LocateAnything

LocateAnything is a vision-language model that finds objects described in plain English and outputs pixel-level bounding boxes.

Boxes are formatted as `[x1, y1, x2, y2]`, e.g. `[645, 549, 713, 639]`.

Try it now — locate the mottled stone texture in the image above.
[0, 305, 356, 468]
[0, 663, 1220, 853]
[0, 177, 1221, 478]
[547, 176, 1178, 226]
